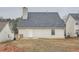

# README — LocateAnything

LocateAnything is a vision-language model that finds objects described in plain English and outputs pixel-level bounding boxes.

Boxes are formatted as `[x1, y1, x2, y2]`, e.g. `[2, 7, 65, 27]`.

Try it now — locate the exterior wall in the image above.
[75, 24, 79, 30]
[55, 29, 64, 38]
[18, 28, 64, 39]
[74, 20, 79, 35]
[32, 29, 51, 37]
[66, 15, 76, 37]
[0, 23, 14, 42]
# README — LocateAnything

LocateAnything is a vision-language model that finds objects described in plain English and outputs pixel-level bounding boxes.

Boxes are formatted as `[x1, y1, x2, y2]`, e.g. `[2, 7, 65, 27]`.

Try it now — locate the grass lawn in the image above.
[0, 38, 79, 52]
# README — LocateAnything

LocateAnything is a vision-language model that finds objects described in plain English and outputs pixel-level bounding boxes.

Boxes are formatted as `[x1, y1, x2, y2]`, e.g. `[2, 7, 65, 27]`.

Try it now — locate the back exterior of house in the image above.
[0, 21, 14, 42]
[17, 8, 65, 39]
[66, 13, 79, 37]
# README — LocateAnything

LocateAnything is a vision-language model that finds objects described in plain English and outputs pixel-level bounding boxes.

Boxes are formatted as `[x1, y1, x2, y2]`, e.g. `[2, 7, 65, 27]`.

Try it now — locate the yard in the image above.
[0, 38, 79, 52]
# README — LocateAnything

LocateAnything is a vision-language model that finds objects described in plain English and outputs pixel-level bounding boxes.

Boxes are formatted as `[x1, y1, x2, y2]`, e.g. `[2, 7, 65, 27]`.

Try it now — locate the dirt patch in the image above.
[0, 44, 24, 52]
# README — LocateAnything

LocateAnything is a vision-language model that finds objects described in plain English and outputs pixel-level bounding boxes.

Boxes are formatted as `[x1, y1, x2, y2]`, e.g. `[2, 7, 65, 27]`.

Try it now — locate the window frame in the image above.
[8, 34, 10, 38]
[76, 22, 79, 25]
[51, 29, 55, 35]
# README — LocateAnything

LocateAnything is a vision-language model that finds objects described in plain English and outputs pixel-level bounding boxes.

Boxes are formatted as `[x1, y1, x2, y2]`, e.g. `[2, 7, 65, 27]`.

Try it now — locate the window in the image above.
[20, 34, 23, 38]
[76, 22, 79, 25]
[8, 34, 10, 38]
[51, 30, 55, 35]
[8, 34, 11, 38]
[76, 30, 79, 34]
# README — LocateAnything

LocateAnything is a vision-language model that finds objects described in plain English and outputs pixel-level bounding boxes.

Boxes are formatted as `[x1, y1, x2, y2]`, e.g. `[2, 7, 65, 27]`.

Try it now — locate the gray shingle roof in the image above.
[17, 12, 65, 28]
[0, 21, 8, 31]
[70, 13, 79, 20]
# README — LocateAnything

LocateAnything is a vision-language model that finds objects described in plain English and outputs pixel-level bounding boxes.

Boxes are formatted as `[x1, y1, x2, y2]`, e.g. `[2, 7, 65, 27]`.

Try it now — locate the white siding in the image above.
[66, 15, 76, 37]
[19, 29, 33, 37]
[55, 29, 64, 38]
[75, 25, 79, 30]
[0, 23, 14, 42]
[32, 29, 51, 37]
[75, 20, 79, 32]
[18, 28, 64, 39]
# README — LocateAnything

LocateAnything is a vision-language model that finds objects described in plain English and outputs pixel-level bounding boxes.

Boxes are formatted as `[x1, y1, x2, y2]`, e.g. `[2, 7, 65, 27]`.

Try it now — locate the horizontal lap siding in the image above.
[0, 33, 14, 42]
[19, 29, 32, 37]
[66, 16, 75, 37]
[32, 29, 51, 37]
[55, 29, 64, 38]
[18, 28, 64, 38]
[19, 29, 51, 38]
[0, 23, 14, 42]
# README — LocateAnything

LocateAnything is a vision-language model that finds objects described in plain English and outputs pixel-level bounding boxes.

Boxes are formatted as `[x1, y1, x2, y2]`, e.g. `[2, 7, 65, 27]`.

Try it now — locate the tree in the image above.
[6, 18, 11, 21]
[12, 17, 22, 34]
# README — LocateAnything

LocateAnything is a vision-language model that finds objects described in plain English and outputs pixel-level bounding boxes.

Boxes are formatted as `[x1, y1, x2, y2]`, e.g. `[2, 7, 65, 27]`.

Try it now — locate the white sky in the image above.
[0, 7, 79, 19]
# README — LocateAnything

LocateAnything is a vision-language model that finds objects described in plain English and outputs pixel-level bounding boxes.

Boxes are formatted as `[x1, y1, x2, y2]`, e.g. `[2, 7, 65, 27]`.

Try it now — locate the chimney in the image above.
[22, 7, 28, 19]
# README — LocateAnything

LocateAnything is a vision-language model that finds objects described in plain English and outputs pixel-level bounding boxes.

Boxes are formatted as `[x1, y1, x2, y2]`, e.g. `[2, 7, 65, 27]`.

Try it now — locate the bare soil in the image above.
[0, 38, 79, 52]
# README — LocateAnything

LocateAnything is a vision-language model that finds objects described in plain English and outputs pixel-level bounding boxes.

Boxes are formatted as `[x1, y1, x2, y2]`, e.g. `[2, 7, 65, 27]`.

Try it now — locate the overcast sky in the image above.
[0, 7, 79, 19]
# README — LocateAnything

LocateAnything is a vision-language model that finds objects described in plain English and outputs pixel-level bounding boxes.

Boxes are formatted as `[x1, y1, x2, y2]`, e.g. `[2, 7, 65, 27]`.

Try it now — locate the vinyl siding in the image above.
[18, 28, 64, 39]
[66, 15, 76, 37]
[0, 23, 14, 42]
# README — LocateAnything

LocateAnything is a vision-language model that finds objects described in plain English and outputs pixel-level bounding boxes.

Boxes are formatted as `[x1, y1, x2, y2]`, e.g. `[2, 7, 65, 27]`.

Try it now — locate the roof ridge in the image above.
[28, 12, 58, 13]
[69, 13, 79, 15]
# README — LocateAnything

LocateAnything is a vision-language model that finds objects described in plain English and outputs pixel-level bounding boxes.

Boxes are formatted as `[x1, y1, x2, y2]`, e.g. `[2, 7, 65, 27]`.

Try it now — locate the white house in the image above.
[17, 8, 65, 39]
[0, 21, 14, 42]
[66, 13, 79, 37]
